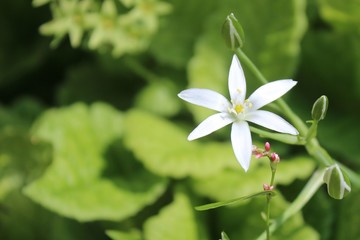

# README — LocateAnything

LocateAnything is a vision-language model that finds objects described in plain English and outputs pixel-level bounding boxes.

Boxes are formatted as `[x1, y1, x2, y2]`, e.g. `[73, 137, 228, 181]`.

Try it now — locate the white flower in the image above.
[178, 55, 299, 172]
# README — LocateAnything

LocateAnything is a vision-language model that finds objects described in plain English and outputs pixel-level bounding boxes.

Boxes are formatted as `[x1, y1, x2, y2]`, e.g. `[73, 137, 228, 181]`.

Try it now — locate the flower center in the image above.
[234, 104, 244, 114]
[229, 99, 252, 118]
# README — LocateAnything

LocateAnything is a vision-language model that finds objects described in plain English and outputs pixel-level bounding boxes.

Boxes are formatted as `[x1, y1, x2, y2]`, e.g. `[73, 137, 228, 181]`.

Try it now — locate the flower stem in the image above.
[266, 194, 271, 240]
[257, 169, 325, 240]
[265, 164, 277, 240]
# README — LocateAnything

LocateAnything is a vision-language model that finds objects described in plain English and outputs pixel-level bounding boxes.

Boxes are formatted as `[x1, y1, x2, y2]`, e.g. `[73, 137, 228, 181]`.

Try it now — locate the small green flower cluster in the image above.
[33, 0, 172, 56]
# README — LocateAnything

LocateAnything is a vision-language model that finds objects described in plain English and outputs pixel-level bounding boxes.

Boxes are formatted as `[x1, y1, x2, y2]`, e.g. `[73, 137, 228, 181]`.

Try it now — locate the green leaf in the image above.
[195, 191, 275, 211]
[143, 189, 201, 240]
[191, 156, 315, 201]
[0, 131, 51, 201]
[106, 229, 142, 240]
[0, 98, 49, 200]
[319, 0, 360, 31]
[24, 103, 167, 221]
[135, 79, 181, 117]
[32, 0, 50, 7]
[124, 109, 236, 178]
[149, 0, 217, 68]
[0, 191, 103, 240]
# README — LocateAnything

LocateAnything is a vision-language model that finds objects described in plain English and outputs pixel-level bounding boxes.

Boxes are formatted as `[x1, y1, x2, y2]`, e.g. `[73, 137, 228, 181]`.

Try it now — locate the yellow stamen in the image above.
[235, 104, 244, 114]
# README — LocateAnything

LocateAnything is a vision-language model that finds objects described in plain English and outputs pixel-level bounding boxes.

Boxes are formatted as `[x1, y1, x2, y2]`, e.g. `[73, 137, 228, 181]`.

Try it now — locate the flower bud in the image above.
[270, 153, 280, 163]
[263, 184, 274, 191]
[323, 164, 351, 200]
[221, 13, 245, 49]
[311, 95, 328, 121]
[221, 231, 230, 240]
[265, 142, 271, 151]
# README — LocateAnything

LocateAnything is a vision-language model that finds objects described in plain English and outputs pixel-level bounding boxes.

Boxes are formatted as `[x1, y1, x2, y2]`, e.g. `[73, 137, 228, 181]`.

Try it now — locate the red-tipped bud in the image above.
[265, 142, 271, 151]
[270, 153, 280, 163]
[263, 184, 274, 191]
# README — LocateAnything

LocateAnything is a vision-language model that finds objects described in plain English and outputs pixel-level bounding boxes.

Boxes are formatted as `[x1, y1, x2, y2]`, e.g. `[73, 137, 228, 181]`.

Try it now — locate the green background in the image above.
[1, 0, 359, 239]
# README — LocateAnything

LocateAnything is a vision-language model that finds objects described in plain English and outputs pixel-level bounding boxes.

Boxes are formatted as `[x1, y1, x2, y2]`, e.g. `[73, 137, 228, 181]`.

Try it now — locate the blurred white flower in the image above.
[178, 55, 298, 171]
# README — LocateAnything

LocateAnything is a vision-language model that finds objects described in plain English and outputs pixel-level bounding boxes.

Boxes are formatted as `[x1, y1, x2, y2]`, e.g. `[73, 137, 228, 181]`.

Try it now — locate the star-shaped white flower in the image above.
[178, 55, 299, 172]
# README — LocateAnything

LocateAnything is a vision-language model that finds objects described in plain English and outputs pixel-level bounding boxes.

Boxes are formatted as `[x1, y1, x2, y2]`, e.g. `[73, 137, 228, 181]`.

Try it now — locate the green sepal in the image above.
[195, 191, 275, 211]
[221, 231, 230, 240]
[311, 95, 328, 121]
[323, 164, 351, 200]
[221, 13, 245, 49]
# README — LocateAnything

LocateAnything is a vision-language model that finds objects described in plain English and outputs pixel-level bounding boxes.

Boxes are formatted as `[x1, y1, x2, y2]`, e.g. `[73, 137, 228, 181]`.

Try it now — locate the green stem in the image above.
[257, 169, 325, 240]
[305, 138, 334, 167]
[250, 126, 305, 145]
[265, 163, 277, 240]
[266, 195, 271, 240]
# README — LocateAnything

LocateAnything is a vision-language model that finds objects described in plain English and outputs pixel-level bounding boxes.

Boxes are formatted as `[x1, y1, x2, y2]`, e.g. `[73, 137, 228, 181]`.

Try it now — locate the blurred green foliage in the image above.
[1, 0, 360, 239]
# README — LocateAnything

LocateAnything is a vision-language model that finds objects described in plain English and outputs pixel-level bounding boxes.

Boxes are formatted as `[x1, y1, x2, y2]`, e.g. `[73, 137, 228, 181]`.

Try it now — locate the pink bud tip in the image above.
[271, 153, 280, 163]
[255, 153, 263, 159]
[263, 184, 274, 191]
[265, 142, 271, 151]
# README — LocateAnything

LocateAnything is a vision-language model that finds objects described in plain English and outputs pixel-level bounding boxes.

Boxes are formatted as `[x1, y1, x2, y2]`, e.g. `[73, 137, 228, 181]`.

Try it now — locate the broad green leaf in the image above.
[187, 32, 230, 123]
[24, 103, 167, 221]
[135, 79, 181, 117]
[143, 189, 200, 240]
[319, 0, 360, 31]
[32, 0, 51, 7]
[124, 109, 237, 178]
[0, 98, 49, 200]
[0, 131, 51, 201]
[149, 0, 217, 68]
[106, 229, 142, 240]
[191, 156, 315, 201]
[0, 191, 104, 240]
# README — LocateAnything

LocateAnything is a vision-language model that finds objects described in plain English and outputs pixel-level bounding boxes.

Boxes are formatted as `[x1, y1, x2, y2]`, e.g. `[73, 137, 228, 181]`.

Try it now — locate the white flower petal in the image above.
[248, 80, 297, 110]
[228, 55, 246, 103]
[188, 113, 233, 140]
[178, 89, 231, 112]
[245, 110, 299, 135]
[231, 121, 252, 172]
